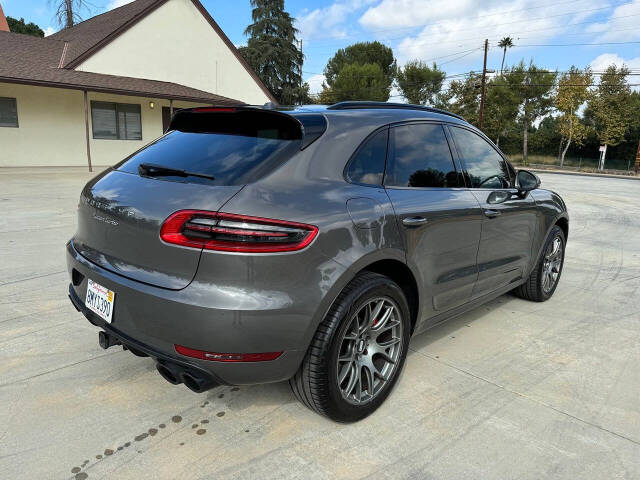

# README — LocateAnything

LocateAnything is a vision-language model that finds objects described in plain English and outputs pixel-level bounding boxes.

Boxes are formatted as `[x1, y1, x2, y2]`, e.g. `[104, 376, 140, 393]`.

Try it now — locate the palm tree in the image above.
[498, 37, 514, 73]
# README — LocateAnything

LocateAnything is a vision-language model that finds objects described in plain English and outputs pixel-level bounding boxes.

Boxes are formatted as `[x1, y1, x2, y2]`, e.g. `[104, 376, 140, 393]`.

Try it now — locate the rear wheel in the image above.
[514, 225, 565, 302]
[290, 272, 410, 422]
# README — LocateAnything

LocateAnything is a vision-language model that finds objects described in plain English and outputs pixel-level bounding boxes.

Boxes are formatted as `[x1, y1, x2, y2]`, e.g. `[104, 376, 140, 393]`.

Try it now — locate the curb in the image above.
[529, 168, 640, 181]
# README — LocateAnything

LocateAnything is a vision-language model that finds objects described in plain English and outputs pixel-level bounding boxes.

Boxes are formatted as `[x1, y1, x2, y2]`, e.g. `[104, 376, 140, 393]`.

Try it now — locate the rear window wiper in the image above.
[138, 163, 215, 181]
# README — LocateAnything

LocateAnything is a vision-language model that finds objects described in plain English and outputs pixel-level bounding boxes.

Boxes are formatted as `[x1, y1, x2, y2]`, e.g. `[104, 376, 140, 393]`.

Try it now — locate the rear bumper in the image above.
[66, 240, 345, 385]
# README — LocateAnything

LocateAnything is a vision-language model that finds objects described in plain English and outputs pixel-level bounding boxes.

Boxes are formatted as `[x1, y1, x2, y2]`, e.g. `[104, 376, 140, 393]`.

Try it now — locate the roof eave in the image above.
[0, 76, 243, 105]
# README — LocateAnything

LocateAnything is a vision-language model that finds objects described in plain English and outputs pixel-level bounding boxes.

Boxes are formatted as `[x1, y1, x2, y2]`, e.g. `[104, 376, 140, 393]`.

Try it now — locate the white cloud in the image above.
[107, 0, 134, 10]
[359, 0, 606, 64]
[586, 0, 640, 42]
[590, 53, 640, 91]
[306, 74, 326, 95]
[43, 26, 56, 37]
[297, 0, 376, 41]
[590, 53, 640, 71]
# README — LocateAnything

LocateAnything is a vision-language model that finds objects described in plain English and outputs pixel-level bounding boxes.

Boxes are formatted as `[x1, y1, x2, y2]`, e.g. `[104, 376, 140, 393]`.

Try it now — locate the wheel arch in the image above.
[360, 259, 420, 334]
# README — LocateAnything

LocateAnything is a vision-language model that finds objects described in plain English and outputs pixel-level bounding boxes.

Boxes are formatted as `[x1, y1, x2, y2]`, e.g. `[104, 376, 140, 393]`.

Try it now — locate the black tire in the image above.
[290, 271, 411, 422]
[514, 225, 565, 302]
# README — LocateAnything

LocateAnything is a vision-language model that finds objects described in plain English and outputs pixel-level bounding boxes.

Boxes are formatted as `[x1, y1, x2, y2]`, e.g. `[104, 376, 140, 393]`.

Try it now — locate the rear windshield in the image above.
[118, 110, 302, 186]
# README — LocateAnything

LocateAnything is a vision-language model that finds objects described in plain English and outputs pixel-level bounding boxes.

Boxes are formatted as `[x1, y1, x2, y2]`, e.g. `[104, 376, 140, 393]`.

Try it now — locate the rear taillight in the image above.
[174, 344, 282, 362]
[160, 210, 318, 253]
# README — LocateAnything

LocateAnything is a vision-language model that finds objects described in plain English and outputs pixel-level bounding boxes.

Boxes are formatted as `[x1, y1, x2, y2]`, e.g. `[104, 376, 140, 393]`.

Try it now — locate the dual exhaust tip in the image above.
[156, 362, 218, 393]
[98, 331, 217, 393]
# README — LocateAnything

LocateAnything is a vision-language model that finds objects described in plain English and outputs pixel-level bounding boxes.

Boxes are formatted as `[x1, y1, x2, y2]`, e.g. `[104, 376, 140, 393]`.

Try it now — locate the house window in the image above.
[0, 97, 18, 127]
[91, 101, 142, 140]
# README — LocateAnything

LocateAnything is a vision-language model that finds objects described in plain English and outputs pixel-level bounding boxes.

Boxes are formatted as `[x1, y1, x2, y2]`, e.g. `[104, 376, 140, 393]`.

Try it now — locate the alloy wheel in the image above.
[542, 235, 563, 293]
[336, 297, 404, 405]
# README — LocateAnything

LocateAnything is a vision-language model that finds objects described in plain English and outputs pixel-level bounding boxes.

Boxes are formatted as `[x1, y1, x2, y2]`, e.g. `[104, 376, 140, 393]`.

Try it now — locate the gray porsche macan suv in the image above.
[67, 102, 568, 422]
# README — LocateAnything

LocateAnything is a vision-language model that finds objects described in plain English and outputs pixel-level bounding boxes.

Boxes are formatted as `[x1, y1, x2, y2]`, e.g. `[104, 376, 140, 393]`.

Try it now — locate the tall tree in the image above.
[498, 37, 514, 73]
[239, 0, 306, 105]
[51, 0, 88, 28]
[396, 61, 445, 105]
[326, 63, 389, 102]
[589, 65, 632, 169]
[324, 41, 396, 101]
[482, 72, 521, 147]
[510, 61, 557, 164]
[6, 17, 45, 37]
[435, 73, 482, 126]
[555, 66, 592, 166]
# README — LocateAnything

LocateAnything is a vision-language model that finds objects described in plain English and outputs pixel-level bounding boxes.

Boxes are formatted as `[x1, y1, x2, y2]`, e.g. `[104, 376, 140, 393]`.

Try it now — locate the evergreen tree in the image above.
[396, 61, 445, 105]
[6, 17, 45, 37]
[239, 0, 306, 105]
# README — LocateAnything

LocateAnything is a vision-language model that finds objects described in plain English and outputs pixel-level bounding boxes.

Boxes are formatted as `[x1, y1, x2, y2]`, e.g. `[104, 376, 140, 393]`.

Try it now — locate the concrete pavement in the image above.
[1, 168, 639, 480]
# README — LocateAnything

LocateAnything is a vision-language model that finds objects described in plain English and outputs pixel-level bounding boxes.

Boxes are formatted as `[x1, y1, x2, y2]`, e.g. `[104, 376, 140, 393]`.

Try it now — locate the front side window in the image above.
[346, 128, 388, 186]
[450, 126, 511, 188]
[385, 123, 459, 188]
[91, 101, 142, 140]
[0, 97, 18, 127]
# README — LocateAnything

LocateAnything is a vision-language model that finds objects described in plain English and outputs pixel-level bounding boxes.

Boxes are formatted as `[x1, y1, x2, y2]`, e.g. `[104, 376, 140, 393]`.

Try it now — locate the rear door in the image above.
[448, 125, 537, 297]
[384, 122, 483, 321]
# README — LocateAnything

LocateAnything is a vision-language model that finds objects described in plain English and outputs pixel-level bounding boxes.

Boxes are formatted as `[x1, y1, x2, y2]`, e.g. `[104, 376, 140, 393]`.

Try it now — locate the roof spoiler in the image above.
[169, 106, 327, 149]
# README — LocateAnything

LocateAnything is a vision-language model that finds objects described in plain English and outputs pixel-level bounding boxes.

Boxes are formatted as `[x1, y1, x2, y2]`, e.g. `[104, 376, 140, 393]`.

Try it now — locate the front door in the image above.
[384, 123, 483, 324]
[448, 125, 536, 297]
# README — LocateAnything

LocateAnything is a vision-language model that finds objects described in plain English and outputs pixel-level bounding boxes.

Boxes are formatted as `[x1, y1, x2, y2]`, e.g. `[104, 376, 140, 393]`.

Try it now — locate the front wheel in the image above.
[290, 272, 411, 422]
[514, 225, 566, 302]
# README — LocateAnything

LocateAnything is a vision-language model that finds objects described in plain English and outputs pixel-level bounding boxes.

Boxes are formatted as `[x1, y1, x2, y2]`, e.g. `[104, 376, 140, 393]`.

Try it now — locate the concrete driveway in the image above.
[1, 169, 639, 480]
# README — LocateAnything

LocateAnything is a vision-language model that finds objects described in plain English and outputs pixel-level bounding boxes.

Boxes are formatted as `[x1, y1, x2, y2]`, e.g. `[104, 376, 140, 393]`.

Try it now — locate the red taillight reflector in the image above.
[174, 344, 282, 362]
[160, 210, 318, 253]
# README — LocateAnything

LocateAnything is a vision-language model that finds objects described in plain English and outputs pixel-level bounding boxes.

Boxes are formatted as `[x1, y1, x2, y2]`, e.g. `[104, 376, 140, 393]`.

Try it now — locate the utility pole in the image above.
[478, 39, 489, 129]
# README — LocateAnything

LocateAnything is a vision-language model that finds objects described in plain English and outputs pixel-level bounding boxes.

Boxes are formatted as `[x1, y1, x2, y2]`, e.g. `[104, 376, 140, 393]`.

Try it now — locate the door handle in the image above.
[402, 216, 428, 227]
[484, 209, 501, 218]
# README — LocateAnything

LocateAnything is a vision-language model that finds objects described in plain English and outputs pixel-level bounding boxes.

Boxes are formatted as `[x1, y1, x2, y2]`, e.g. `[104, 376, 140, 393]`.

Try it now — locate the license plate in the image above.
[85, 279, 115, 323]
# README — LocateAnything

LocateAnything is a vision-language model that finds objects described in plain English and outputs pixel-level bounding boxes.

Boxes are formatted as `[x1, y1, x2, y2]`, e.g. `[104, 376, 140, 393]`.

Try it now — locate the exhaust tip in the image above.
[182, 373, 205, 393]
[156, 363, 182, 385]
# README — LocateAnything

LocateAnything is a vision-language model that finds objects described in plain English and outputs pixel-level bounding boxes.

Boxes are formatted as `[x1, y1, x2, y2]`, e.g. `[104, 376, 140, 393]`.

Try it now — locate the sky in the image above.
[2, 0, 640, 97]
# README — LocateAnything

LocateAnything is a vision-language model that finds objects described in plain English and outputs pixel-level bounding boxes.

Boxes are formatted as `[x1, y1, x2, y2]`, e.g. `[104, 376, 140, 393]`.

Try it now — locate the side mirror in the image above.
[516, 170, 540, 192]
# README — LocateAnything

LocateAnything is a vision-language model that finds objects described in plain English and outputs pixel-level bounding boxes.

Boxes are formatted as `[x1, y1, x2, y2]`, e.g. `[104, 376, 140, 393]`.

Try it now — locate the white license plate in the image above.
[85, 279, 115, 323]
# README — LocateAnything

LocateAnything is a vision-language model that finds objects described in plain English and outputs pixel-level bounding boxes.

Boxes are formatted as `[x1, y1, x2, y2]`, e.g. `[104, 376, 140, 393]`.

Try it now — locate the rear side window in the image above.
[346, 129, 388, 186]
[385, 123, 459, 188]
[449, 126, 511, 188]
[118, 110, 302, 186]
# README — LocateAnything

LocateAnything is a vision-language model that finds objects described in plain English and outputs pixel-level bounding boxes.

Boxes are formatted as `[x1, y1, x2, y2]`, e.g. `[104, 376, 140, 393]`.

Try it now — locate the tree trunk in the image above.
[557, 138, 565, 163]
[523, 116, 528, 165]
[501, 49, 506, 74]
[65, 0, 74, 28]
[560, 110, 573, 167]
[496, 136, 500, 147]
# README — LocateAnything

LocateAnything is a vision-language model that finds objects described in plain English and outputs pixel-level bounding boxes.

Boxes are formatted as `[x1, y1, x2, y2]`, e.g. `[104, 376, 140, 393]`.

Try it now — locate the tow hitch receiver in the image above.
[98, 331, 120, 349]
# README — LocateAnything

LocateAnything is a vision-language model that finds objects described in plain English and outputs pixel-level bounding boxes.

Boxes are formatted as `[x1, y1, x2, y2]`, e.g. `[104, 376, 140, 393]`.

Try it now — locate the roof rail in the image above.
[327, 101, 465, 121]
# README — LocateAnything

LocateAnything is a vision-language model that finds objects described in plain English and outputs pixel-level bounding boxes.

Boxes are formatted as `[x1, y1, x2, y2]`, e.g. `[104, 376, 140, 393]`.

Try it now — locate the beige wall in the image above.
[77, 0, 270, 105]
[0, 82, 202, 167]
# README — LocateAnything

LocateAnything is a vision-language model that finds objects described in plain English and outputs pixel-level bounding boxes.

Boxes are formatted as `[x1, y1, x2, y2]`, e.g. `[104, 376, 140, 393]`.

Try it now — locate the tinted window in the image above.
[0, 97, 18, 127]
[450, 126, 511, 188]
[346, 129, 387, 185]
[385, 123, 458, 188]
[118, 129, 300, 186]
[91, 101, 142, 140]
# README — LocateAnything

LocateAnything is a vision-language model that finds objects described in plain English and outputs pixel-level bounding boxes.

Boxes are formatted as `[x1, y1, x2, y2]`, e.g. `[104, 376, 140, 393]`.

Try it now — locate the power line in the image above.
[303, 3, 633, 50]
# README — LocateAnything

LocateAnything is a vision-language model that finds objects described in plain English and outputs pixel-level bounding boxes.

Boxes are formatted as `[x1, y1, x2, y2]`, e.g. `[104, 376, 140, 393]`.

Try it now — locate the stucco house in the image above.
[0, 0, 275, 169]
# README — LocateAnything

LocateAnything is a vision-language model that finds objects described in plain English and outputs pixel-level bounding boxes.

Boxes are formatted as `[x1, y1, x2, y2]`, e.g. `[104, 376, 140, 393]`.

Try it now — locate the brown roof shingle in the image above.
[0, 31, 241, 104]
[0, 0, 275, 104]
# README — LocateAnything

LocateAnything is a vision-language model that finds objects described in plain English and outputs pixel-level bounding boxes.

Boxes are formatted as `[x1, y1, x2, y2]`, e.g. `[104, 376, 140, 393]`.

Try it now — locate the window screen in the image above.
[91, 101, 142, 140]
[385, 123, 459, 188]
[0, 97, 18, 127]
[346, 129, 388, 186]
[450, 126, 511, 188]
